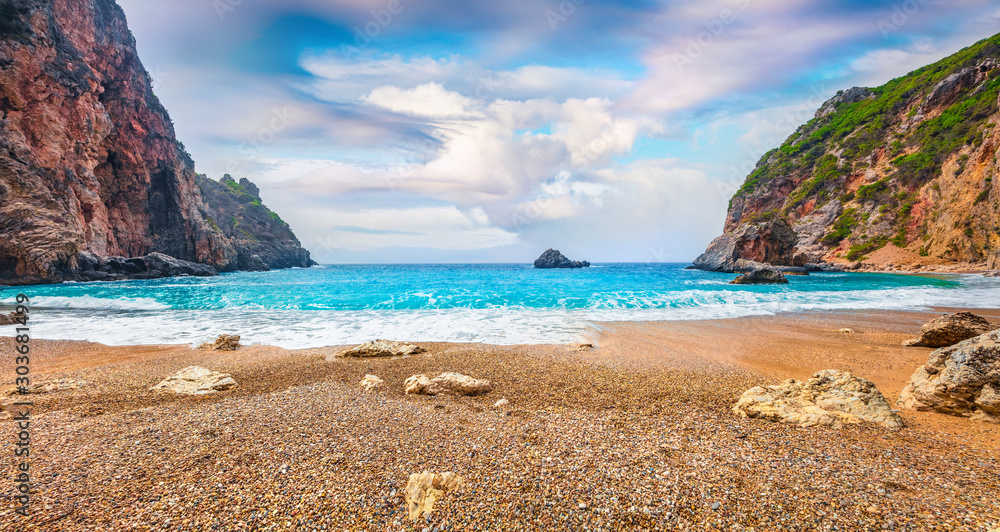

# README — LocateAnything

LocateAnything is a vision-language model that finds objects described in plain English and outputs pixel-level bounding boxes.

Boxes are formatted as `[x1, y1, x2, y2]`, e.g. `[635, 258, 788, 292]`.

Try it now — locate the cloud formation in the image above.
[116, 0, 1000, 262]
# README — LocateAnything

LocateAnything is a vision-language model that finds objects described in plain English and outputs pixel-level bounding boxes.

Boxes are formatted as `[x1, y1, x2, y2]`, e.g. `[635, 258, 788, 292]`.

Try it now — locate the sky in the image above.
[116, 0, 1000, 264]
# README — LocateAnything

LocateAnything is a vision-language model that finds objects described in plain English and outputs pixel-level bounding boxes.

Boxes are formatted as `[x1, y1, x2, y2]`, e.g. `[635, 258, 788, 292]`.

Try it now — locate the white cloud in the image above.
[363, 82, 476, 118]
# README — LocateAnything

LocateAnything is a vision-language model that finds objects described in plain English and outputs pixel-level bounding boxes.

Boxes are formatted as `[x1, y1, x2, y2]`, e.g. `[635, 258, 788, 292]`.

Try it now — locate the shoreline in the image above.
[2, 307, 998, 530]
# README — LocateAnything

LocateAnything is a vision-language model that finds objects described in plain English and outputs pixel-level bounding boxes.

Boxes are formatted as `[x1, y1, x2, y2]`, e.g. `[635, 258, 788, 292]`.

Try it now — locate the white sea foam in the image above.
[3, 295, 171, 311]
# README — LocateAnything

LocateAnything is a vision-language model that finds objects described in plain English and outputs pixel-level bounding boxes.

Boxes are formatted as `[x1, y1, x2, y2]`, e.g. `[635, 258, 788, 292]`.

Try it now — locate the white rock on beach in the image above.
[151, 366, 237, 395]
[493, 398, 509, 408]
[898, 329, 1000, 422]
[404, 471, 464, 520]
[404, 373, 493, 396]
[359, 374, 384, 392]
[337, 339, 424, 358]
[733, 369, 904, 430]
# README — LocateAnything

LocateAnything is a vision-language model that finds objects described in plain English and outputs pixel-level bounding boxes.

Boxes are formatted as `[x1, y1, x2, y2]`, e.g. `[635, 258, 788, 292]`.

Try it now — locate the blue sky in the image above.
[117, 0, 1000, 263]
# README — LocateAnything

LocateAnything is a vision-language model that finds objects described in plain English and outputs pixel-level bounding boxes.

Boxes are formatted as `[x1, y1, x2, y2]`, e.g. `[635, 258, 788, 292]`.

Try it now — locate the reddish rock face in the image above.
[0, 0, 236, 283]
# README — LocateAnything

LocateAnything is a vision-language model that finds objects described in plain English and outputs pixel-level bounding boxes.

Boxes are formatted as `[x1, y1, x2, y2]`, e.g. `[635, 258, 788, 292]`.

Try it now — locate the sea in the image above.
[1, 263, 998, 348]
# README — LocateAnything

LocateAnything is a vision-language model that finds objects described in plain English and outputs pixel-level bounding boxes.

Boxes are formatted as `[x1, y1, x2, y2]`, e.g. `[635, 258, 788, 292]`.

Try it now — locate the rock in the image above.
[359, 374, 384, 392]
[143, 253, 218, 278]
[898, 329, 1000, 422]
[733, 369, 904, 430]
[902, 312, 996, 348]
[0, 312, 20, 326]
[404, 373, 493, 396]
[404, 471, 464, 521]
[5, 378, 87, 394]
[493, 398, 509, 408]
[730, 269, 788, 285]
[197, 334, 242, 351]
[238, 177, 261, 199]
[984, 271, 1000, 277]
[198, 176, 315, 270]
[338, 340, 424, 358]
[693, 218, 798, 272]
[533, 249, 591, 269]
[815, 87, 875, 119]
[0, 1, 311, 286]
[839, 328, 855, 334]
[151, 366, 237, 395]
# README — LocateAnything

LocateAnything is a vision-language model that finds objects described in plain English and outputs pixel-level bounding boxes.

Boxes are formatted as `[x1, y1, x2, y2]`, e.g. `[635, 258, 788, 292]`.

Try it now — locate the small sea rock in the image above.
[196, 334, 241, 351]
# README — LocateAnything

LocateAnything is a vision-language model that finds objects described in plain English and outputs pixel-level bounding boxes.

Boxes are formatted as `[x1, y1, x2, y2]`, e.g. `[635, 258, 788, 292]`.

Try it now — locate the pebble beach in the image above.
[1, 309, 999, 531]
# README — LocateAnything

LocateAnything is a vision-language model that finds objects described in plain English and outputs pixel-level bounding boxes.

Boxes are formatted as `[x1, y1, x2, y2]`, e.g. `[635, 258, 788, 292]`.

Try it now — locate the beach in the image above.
[1, 308, 998, 531]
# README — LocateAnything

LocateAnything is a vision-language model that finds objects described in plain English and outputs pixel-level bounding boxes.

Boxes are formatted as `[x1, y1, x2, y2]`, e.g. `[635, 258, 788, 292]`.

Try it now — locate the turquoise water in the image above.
[1, 263, 998, 347]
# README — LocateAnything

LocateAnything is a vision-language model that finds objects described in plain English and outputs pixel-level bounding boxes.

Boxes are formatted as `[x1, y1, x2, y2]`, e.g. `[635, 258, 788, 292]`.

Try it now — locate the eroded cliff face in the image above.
[197, 175, 314, 271]
[699, 34, 1000, 272]
[0, 0, 310, 285]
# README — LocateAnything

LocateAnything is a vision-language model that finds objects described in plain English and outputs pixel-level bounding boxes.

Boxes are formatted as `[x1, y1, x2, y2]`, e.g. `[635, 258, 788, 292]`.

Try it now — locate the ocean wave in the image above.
[5, 295, 171, 311]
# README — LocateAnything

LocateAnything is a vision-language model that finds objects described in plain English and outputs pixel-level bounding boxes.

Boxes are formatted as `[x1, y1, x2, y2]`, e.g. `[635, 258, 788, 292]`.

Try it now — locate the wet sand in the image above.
[0, 308, 998, 531]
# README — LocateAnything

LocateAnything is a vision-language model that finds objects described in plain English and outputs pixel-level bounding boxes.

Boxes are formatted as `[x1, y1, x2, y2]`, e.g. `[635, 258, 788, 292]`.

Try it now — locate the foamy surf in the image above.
[1, 264, 997, 347]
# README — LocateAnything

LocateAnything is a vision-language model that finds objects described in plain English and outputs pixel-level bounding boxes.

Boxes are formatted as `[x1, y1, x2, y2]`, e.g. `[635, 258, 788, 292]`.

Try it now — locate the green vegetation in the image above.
[726, 32, 1000, 224]
[847, 237, 888, 261]
[821, 208, 860, 245]
[856, 179, 889, 201]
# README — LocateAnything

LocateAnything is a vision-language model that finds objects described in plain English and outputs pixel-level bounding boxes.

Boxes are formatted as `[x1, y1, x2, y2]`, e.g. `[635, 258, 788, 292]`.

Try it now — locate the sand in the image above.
[0, 308, 998, 531]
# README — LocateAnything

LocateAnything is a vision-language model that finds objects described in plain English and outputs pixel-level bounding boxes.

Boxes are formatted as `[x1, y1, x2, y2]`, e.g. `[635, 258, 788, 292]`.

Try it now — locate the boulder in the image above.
[902, 312, 996, 348]
[733, 369, 904, 430]
[984, 271, 1000, 278]
[730, 269, 788, 285]
[143, 252, 218, 278]
[338, 340, 424, 358]
[0, 312, 19, 326]
[151, 366, 237, 395]
[197, 334, 242, 351]
[404, 373, 493, 396]
[404, 471, 464, 521]
[533, 249, 590, 269]
[359, 374, 384, 392]
[692, 218, 798, 272]
[898, 329, 1000, 422]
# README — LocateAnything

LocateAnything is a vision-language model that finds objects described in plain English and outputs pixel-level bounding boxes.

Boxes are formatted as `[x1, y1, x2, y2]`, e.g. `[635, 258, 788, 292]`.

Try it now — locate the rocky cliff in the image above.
[697, 33, 1000, 272]
[0, 0, 311, 285]
[198, 175, 314, 271]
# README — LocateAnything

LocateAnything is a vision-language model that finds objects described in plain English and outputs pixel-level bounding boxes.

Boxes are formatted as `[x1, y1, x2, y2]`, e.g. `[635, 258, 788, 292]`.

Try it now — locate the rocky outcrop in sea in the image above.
[533, 249, 590, 269]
